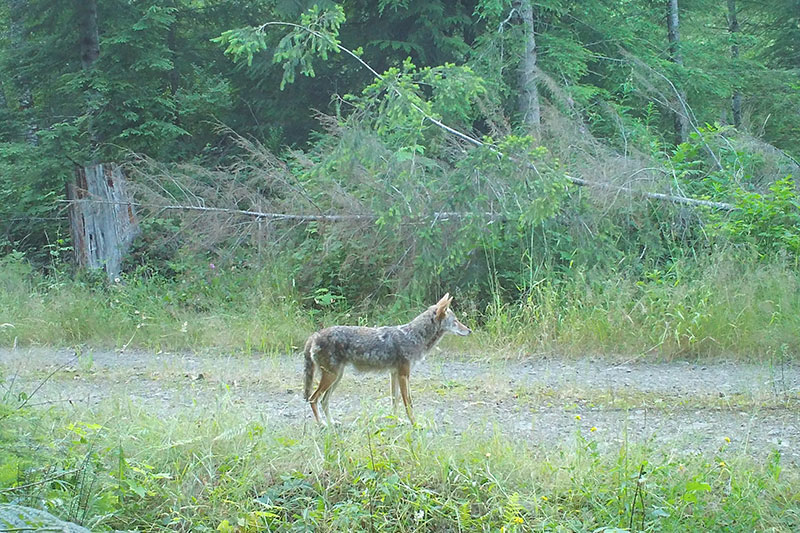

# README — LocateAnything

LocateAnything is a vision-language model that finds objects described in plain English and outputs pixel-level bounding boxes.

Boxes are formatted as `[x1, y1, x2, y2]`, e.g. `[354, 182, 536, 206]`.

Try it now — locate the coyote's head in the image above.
[434, 293, 472, 336]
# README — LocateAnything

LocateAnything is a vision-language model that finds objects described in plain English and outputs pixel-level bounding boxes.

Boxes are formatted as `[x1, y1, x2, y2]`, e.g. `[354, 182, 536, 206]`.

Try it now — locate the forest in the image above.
[1, 0, 800, 531]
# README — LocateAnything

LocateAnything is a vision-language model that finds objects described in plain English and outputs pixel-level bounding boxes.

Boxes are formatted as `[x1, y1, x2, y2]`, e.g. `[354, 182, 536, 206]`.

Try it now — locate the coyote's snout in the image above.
[303, 293, 471, 425]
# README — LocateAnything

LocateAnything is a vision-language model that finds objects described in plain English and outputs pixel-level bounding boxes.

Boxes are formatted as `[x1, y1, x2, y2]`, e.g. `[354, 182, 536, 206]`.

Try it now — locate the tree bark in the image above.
[76, 0, 101, 148]
[8, 0, 38, 145]
[727, 0, 742, 128]
[666, 0, 689, 144]
[514, 0, 541, 134]
[66, 164, 139, 280]
[167, 18, 180, 96]
[0, 79, 7, 111]
[77, 0, 100, 70]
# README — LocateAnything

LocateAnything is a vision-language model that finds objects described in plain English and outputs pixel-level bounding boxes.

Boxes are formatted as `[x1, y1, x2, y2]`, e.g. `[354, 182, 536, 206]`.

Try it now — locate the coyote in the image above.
[303, 293, 471, 426]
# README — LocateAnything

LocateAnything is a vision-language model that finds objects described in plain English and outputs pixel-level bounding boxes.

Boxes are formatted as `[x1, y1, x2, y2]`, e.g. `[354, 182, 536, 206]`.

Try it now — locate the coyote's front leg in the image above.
[397, 362, 416, 426]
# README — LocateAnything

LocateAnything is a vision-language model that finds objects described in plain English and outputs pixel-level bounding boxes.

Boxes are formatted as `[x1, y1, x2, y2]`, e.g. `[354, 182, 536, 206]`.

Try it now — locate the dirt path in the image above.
[2, 348, 799, 463]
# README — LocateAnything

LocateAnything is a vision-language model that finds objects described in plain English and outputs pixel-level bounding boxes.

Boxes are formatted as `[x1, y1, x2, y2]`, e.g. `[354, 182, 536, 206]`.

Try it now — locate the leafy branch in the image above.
[214, 6, 734, 211]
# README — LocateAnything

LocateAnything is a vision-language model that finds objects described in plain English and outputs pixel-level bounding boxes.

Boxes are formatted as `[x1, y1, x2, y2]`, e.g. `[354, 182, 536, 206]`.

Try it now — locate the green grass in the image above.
[2, 251, 800, 360]
[478, 255, 800, 360]
[1, 389, 798, 532]
[0, 253, 315, 354]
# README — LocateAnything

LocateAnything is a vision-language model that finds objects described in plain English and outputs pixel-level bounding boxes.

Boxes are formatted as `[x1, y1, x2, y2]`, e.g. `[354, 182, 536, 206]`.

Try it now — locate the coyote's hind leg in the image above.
[320, 367, 345, 425]
[308, 369, 339, 426]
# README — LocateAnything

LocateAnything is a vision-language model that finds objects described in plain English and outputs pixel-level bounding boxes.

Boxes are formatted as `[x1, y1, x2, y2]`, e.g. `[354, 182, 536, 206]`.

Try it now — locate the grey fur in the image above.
[303, 293, 471, 425]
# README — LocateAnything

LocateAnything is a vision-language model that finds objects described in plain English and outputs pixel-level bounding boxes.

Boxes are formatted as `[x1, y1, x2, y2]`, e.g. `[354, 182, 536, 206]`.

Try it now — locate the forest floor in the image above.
[2, 347, 799, 464]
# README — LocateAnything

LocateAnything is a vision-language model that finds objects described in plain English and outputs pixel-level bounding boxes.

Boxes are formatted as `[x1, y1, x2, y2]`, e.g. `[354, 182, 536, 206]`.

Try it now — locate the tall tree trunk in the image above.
[514, 0, 541, 135]
[68, 0, 139, 281]
[0, 80, 7, 111]
[166, 8, 182, 132]
[167, 20, 179, 96]
[77, 0, 100, 148]
[18, 88, 37, 145]
[77, 0, 100, 69]
[666, 0, 689, 144]
[727, 0, 742, 128]
[8, 0, 38, 146]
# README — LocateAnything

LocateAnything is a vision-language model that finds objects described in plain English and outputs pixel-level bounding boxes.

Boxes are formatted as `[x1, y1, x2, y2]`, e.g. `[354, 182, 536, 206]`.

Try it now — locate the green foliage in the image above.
[1, 391, 797, 530]
[0, 141, 71, 262]
[213, 26, 270, 67]
[215, 5, 346, 88]
[722, 176, 800, 258]
[347, 58, 486, 149]
[2, 0, 800, 364]
[667, 125, 800, 259]
[4, 243, 800, 359]
[346, 0, 475, 66]
[481, 254, 800, 357]
[273, 5, 346, 89]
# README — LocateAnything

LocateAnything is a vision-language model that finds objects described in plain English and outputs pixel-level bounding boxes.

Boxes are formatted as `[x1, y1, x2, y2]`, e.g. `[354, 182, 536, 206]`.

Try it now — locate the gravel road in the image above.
[2, 347, 798, 463]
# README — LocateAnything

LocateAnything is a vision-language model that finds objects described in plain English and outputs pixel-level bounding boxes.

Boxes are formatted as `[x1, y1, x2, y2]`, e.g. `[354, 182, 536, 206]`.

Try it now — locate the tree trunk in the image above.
[76, 0, 100, 148]
[77, 0, 100, 70]
[666, 0, 689, 144]
[69, 0, 139, 281]
[727, 0, 742, 128]
[8, 0, 38, 146]
[515, 0, 541, 134]
[18, 87, 37, 145]
[167, 20, 180, 95]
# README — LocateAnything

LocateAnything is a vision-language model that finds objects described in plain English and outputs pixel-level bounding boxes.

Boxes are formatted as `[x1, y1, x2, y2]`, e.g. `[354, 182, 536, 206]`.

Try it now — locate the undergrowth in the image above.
[2, 250, 799, 360]
[1, 391, 797, 532]
[0, 251, 313, 354]
[480, 253, 800, 359]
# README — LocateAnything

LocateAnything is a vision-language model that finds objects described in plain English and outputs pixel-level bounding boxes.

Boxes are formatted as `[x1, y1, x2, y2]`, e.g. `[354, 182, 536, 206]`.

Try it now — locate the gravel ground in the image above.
[2, 347, 799, 463]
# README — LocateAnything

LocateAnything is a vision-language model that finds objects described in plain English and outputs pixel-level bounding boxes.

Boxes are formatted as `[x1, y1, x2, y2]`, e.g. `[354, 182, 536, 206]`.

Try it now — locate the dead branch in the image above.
[564, 174, 733, 210]
[59, 194, 732, 221]
[57, 199, 505, 221]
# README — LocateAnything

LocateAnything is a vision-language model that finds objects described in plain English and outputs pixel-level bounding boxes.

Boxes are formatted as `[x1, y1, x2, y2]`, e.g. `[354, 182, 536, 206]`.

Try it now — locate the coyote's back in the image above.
[303, 293, 471, 425]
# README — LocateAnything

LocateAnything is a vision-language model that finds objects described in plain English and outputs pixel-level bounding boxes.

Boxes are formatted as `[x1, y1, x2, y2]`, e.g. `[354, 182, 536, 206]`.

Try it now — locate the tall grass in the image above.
[480, 254, 800, 359]
[2, 251, 799, 359]
[0, 253, 314, 353]
[1, 392, 797, 531]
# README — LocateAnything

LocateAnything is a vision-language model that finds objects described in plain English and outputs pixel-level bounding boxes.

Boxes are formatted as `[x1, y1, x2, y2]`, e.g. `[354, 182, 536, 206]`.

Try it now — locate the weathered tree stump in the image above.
[66, 163, 139, 281]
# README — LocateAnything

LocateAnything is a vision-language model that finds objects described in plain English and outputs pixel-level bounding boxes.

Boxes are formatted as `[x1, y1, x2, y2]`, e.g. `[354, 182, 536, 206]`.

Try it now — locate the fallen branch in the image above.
[58, 199, 505, 222]
[564, 174, 734, 210]
[60, 191, 733, 224]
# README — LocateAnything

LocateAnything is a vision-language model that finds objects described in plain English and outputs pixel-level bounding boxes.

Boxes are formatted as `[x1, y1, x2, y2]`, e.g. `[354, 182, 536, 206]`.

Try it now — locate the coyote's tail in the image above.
[303, 334, 317, 401]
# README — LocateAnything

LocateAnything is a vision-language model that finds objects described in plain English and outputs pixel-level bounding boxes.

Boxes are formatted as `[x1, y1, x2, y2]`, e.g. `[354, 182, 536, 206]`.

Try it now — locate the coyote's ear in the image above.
[435, 293, 452, 320]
